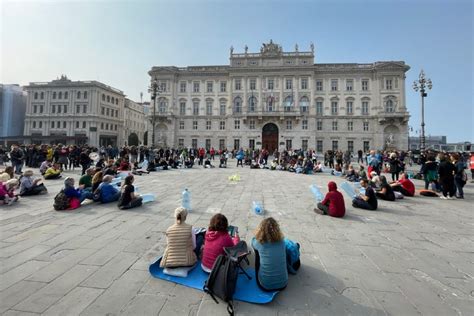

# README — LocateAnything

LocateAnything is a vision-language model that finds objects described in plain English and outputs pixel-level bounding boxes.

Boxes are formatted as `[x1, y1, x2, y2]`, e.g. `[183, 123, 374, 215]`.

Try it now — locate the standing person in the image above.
[389, 153, 401, 182]
[437, 153, 456, 199]
[421, 155, 439, 190]
[251, 217, 288, 292]
[452, 153, 466, 199]
[57, 145, 69, 171]
[352, 179, 378, 210]
[79, 150, 91, 175]
[117, 175, 142, 209]
[236, 148, 244, 167]
[357, 149, 364, 164]
[314, 181, 346, 218]
[470, 152, 474, 183]
[10, 145, 24, 175]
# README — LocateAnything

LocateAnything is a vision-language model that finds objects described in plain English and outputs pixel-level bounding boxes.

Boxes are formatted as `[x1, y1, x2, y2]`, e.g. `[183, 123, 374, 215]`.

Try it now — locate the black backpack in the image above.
[204, 241, 251, 315]
[53, 190, 69, 210]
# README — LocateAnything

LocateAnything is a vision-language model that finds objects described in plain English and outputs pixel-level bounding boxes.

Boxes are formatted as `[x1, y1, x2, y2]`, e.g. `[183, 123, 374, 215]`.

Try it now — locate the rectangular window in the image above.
[40, 92, 44, 99]
[64, 105, 67, 113]
[331, 101, 338, 114]
[57, 106, 61, 113]
[286, 120, 292, 130]
[362, 101, 369, 115]
[52, 92, 56, 99]
[286, 139, 292, 150]
[361, 79, 369, 91]
[206, 101, 213, 115]
[76, 105, 80, 113]
[193, 101, 199, 115]
[249, 79, 256, 90]
[363, 121, 369, 131]
[206, 120, 211, 130]
[348, 140, 354, 153]
[332, 140, 339, 151]
[101, 122, 104, 129]
[286, 78, 292, 90]
[159, 81, 167, 92]
[178, 138, 184, 147]
[83, 105, 87, 113]
[234, 120, 240, 130]
[332, 121, 338, 131]
[58, 92, 62, 99]
[301, 78, 308, 90]
[63, 121, 66, 128]
[115, 110, 118, 117]
[192, 139, 198, 149]
[386, 79, 393, 90]
[316, 101, 323, 115]
[317, 120, 323, 131]
[51, 105, 56, 113]
[33, 121, 36, 128]
[234, 139, 240, 150]
[220, 102, 226, 115]
[180, 102, 186, 115]
[193, 82, 200, 93]
[84, 91, 87, 98]
[64, 92, 68, 99]
[302, 139, 308, 151]
[302, 119, 308, 130]
[317, 140, 323, 152]
[101, 107, 105, 115]
[76, 121, 79, 128]
[207, 81, 213, 93]
[40, 105, 43, 113]
[179, 121, 184, 129]
[39, 121, 43, 128]
[51, 121, 55, 128]
[235, 79, 241, 91]
[193, 121, 198, 130]
[106, 108, 109, 116]
[82, 121, 86, 128]
[219, 139, 225, 150]
[33, 105, 37, 114]
[363, 141, 370, 152]
[249, 120, 255, 130]
[346, 79, 353, 91]
[331, 79, 338, 91]
[249, 139, 255, 150]
[180, 82, 186, 93]
[219, 121, 225, 130]
[316, 80, 323, 91]
[105, 123, 109, 130]
[346, 101, 353, 114]
[220, 81, 226, 93]
[205, 139, 211, 150]
[267, 79, 274, 90]
[347, 121, 353, 131]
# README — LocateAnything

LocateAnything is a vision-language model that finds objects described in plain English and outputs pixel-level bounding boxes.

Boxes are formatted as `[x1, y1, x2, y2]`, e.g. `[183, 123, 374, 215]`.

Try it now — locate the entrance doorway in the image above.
[262, 123, 279, 152]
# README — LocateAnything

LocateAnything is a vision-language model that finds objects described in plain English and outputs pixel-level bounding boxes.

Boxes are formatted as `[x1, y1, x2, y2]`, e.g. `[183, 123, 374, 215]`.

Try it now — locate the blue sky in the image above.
[1, 0, 473, 142]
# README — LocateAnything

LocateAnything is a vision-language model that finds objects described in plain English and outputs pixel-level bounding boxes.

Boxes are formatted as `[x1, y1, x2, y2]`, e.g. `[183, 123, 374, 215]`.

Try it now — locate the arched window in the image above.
[386, 99, 394, 112]
[300, 96, 309, 113]
[233, 97, 242, 113]
[248, 96, 257, 112]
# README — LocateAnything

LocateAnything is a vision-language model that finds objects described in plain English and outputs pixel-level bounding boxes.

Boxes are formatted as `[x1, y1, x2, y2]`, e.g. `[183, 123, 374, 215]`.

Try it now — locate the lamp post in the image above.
[412, 70, 433, 153]
[148, 78, 161, 148]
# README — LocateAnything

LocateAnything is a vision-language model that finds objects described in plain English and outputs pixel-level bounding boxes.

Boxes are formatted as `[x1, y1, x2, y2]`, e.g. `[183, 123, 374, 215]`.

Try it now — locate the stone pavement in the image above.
[0, 161, 473, 315]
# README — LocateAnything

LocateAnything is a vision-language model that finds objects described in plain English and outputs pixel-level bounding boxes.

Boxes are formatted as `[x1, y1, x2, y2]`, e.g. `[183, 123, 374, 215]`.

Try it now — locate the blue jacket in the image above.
[64, 186, 81, 199]
[98, 182, 119, 203]
[251, 237, 288, 290]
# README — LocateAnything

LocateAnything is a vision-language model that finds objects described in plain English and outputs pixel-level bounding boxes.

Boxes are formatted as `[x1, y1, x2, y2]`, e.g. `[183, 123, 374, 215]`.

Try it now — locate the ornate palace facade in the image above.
[148, 41, 410, 152]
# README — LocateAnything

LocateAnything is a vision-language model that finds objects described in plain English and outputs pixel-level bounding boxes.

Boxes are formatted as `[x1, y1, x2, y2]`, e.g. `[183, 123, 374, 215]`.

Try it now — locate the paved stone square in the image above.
[1, 161, 473, 315]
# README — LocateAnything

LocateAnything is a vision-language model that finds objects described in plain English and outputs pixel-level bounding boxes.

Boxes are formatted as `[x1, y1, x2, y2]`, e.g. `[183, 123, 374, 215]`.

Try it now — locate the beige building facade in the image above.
[149, 41, 410, 152]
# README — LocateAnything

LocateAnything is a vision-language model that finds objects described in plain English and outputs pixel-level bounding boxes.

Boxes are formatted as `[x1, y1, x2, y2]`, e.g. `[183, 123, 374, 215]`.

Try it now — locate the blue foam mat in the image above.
[149, 258, 278, 304]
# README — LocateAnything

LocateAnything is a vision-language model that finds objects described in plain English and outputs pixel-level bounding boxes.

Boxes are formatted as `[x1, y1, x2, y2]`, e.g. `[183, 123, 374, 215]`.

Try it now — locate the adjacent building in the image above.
[23, 75, 126, 147]
[148, 40, 410, 152]
[0, 84, 27, 146]
[124, 98, 146, 146]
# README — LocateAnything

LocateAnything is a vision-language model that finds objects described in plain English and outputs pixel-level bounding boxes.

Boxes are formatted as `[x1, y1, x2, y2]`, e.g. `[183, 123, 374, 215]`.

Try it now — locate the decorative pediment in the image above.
[260, 40, 283, 57]
[374, 61, 410, 71]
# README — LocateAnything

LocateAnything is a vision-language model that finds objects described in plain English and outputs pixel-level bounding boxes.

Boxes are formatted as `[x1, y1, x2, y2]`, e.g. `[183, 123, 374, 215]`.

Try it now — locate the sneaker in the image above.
[440, 196, 447, 200]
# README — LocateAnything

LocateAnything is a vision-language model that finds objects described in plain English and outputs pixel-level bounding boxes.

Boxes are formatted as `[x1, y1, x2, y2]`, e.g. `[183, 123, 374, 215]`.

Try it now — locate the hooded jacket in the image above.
[321, 181, 345, 218]
[201, 230, 239, 270]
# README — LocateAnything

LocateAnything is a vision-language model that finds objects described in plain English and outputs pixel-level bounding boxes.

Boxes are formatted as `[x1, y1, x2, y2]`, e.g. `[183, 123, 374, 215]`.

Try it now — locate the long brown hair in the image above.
[255, 217, 284, 243]
[208, 213, 228, 232]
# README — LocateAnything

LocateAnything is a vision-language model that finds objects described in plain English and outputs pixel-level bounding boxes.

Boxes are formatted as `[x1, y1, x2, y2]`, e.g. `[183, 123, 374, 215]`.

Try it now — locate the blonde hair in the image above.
[255, 217, 284, 244]
[6, 179, 19, 189]
[0, 173, 10, 182]
[174, 207, 187, 224]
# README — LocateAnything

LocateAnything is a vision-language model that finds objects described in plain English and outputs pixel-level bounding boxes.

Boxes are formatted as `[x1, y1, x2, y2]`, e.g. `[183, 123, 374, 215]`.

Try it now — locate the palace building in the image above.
[148, 40, 410, 152]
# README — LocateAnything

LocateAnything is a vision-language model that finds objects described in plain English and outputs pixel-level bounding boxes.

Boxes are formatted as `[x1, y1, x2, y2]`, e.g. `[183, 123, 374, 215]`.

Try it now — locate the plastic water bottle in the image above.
[252, 201, 264, 215]
[310, 185, 324, 201]
[182, 188, 191, 211]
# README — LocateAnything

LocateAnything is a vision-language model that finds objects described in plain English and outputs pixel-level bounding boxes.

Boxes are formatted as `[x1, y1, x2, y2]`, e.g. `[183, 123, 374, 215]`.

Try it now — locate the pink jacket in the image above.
[202, 230, 239, 270]
[0, 183, 14, 198]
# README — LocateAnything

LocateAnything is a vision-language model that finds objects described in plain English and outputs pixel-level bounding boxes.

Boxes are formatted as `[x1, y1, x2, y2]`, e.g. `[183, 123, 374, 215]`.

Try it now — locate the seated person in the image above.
[204, 158, 214, 168]
[303, 159, 314, 174]
[391, 172, 415, 197]
[79, 168, 94, 191]
[352, 178, 378, 211]
[369, 172, 382, 189]
[2, 166, 14, 179]
[118, 159, 130, 171]
[0, 179, 19, 205]
[117, 175, 142, 209]
[91, 171, 104, 192]
[201, 214, 240, 272]
[376, 175, 396, 201]
[63, 177, 94, 203]
[219, 155, 227, 168]
[184, 158, 194, 168]
[358, 165, 367, 180]
[270, 159, 278, 170]
[95, 158, 105, 169]
[250, 160, 260, 169]
[314, 181, 345, 218]
[147, 160, 157, 172]
[40, 160, 52, 175]
[334, 164, 342, 172]
[132, 162, 148, 176]
[19, 170, 47, 196]
[251, 217, 288, 292]
[159, 158, 169, 170]
[103, 165, 118, 176]
[160, 207, 197, 268]
[97, 175, 120, 203]
[0, 172, 11, 183]
[313, 161, 323, 173]
[44, 163, 62, 180]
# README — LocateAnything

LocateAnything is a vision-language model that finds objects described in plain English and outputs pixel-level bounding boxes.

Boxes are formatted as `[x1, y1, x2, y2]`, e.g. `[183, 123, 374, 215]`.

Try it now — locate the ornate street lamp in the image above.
[148, 78, 163, 148]
[412, 70, 433, 153]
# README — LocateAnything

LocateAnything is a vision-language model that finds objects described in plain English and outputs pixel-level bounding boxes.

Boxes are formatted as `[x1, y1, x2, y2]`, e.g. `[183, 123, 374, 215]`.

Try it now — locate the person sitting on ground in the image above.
[391, 172, 415, 197]
[79, 168, 94, 191]
[160, 207, 197, 268]
[314, 181, 346, 218]
[204, 157, 214, 168]
[270, 159, 278, 170]
[0, 179, 19, 205]
[313, 161, 323, 173]
[19, 170, 47, 196]
[303, 159, 314, 174]
[345, 165, 358, 182]
[201, 213, 240, 272]
[251, 217, 288, 292]
[250, 159, 260, 169]
[63, 177, 94, 203]
[0, 172, 11, 183]
[352, 178, 378, 211]
[118, 158, 130, 171]
[369, 171, 382, 188]
[91, 171, 104, 192]
[375, 175, 396, 201]
[2, 166, 15, 180]
[358, 165, 367, 180]
[117, 175, 142, 209]
[132, 162, 149, 176]
[97, 175, 121, 203]
[103, 164, 118, 176]
[44, 163, 62, 180]
[219, 155, 227, 168]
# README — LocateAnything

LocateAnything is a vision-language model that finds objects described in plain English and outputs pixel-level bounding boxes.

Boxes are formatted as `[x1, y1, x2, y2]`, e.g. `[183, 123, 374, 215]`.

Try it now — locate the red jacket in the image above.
[202, 230, 239, 270]
[399, 178, 415, 196]
[321, 181, 345, 218]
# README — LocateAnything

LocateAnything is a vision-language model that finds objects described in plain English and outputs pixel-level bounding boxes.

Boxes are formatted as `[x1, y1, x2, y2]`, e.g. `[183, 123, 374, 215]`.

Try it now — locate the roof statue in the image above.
[244, 45, 248, 54]
[230, 45, 234, 55]
[310, 42, 315, 54]
[295, 43, 298, 52]
[260, 39, 282, 57]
